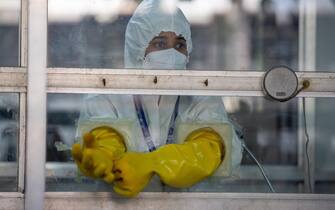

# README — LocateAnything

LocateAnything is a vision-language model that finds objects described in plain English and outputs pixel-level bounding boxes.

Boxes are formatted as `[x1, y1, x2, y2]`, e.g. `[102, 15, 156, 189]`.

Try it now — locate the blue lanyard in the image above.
[166, 96, 180, 144]
[133, 96, 179, 151]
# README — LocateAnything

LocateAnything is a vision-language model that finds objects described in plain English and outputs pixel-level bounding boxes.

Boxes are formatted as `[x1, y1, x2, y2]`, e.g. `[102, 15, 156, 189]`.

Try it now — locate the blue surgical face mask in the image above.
[143, 48, 188, 70]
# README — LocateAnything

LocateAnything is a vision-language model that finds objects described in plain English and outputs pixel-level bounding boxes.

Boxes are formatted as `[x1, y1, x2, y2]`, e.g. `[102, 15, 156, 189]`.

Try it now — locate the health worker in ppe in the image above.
[72, 0, 243, 197]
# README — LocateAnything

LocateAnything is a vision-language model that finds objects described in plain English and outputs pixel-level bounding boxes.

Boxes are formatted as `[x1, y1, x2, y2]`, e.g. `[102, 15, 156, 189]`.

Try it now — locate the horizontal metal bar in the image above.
[47, 88, 335, 97]
[44, 191, 335, 200]
[47, 69, 262, 94]
[0, 68, 335, 97]
[2, 191, 334, 210]
[43, 192, 335, 210]
[0, 67, 26, 73]
[0, 68, 27, 92]
[0, 192, 24, 198]
[0, 87, 26, 92]
[47, 68, 335, 77]
[0, 192, 24, 210]
[47, 69, 335, 97]
[47, 88, 264, 96]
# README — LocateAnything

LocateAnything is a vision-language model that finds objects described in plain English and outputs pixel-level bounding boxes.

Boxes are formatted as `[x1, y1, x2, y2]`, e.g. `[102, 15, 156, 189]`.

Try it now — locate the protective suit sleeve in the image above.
[72, 126, 126, 184]
[113, 127, 223, 197]
[178, 96, 243, 173]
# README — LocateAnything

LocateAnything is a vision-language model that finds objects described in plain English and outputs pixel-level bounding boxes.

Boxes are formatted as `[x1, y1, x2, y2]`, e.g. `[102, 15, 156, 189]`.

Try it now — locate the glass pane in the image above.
[314, 99, 335, 193]
[316, 0, 335, 72]
[315, 1, 335, 193]
[48, 0, 299, 71]
[0, 93, 19, 192]
[46, 93, 304, 193]
[0, 0, 20, 67]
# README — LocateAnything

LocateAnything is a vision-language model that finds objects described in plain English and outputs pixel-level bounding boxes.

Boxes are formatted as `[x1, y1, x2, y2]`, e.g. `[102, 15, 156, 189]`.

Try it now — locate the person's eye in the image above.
[175, 42, 186, 49]
[153, 40, 166, 49]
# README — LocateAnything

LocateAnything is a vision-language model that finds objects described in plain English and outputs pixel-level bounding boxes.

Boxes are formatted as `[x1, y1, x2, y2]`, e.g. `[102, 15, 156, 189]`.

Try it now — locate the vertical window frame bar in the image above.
[298, 0, 317, 193]
[18, 92, 26, 193]
[18, 0, 28, 194]
[20, 0, 28, 67]
[25, 0, 47, 209]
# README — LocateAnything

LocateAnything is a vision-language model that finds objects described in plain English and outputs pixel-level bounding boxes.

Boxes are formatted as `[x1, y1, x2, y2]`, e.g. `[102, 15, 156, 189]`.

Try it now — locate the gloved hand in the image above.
[72, 126, 126, 183]
[113, 127, 224, 197]
[113, 152, 155, 197]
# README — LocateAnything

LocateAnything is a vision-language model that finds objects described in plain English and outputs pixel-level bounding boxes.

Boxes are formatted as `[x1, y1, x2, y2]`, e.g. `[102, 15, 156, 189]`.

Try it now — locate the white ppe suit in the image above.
[77, 0, 242, 178]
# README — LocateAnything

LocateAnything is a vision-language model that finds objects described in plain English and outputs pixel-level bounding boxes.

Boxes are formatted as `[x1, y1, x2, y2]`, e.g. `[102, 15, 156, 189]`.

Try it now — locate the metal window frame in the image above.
[42, 192, 335, 210]
[18, 0, 28, 195]
[46, 68, 335, 96]
[24, 0, 47, 209]
[298, 0, 318, 194]
[0, 0, 335, 209]
[0, 68, 334, 96]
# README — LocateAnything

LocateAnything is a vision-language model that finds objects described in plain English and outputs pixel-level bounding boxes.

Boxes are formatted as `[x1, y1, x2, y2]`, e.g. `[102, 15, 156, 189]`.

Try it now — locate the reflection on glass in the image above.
[46, 94, 304, 193]
[0, 93, 18, 192]
[47, 94, 81, 162]
[315, 98, 335, 193]
[0, 0, 20, 67]
[45, 0, 335, 195]
[229, 97, 298, 165]
[315, 0, 335, 193]
[316, 0, 335, 72]
[48, 0, 299, 70]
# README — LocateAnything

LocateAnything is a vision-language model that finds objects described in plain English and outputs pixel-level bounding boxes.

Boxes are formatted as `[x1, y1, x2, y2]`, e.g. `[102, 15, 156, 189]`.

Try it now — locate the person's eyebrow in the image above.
[152, 36, 167, 40]
[176, 36, 186, 42]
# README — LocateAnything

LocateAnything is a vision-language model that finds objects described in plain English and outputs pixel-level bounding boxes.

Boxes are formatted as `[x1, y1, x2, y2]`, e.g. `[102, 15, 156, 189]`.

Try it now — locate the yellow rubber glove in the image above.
[113, 127, 224, 197]
[72, 126, 126, 183]
[154, 127, 224, 188]
[113, 152, 154, 197]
